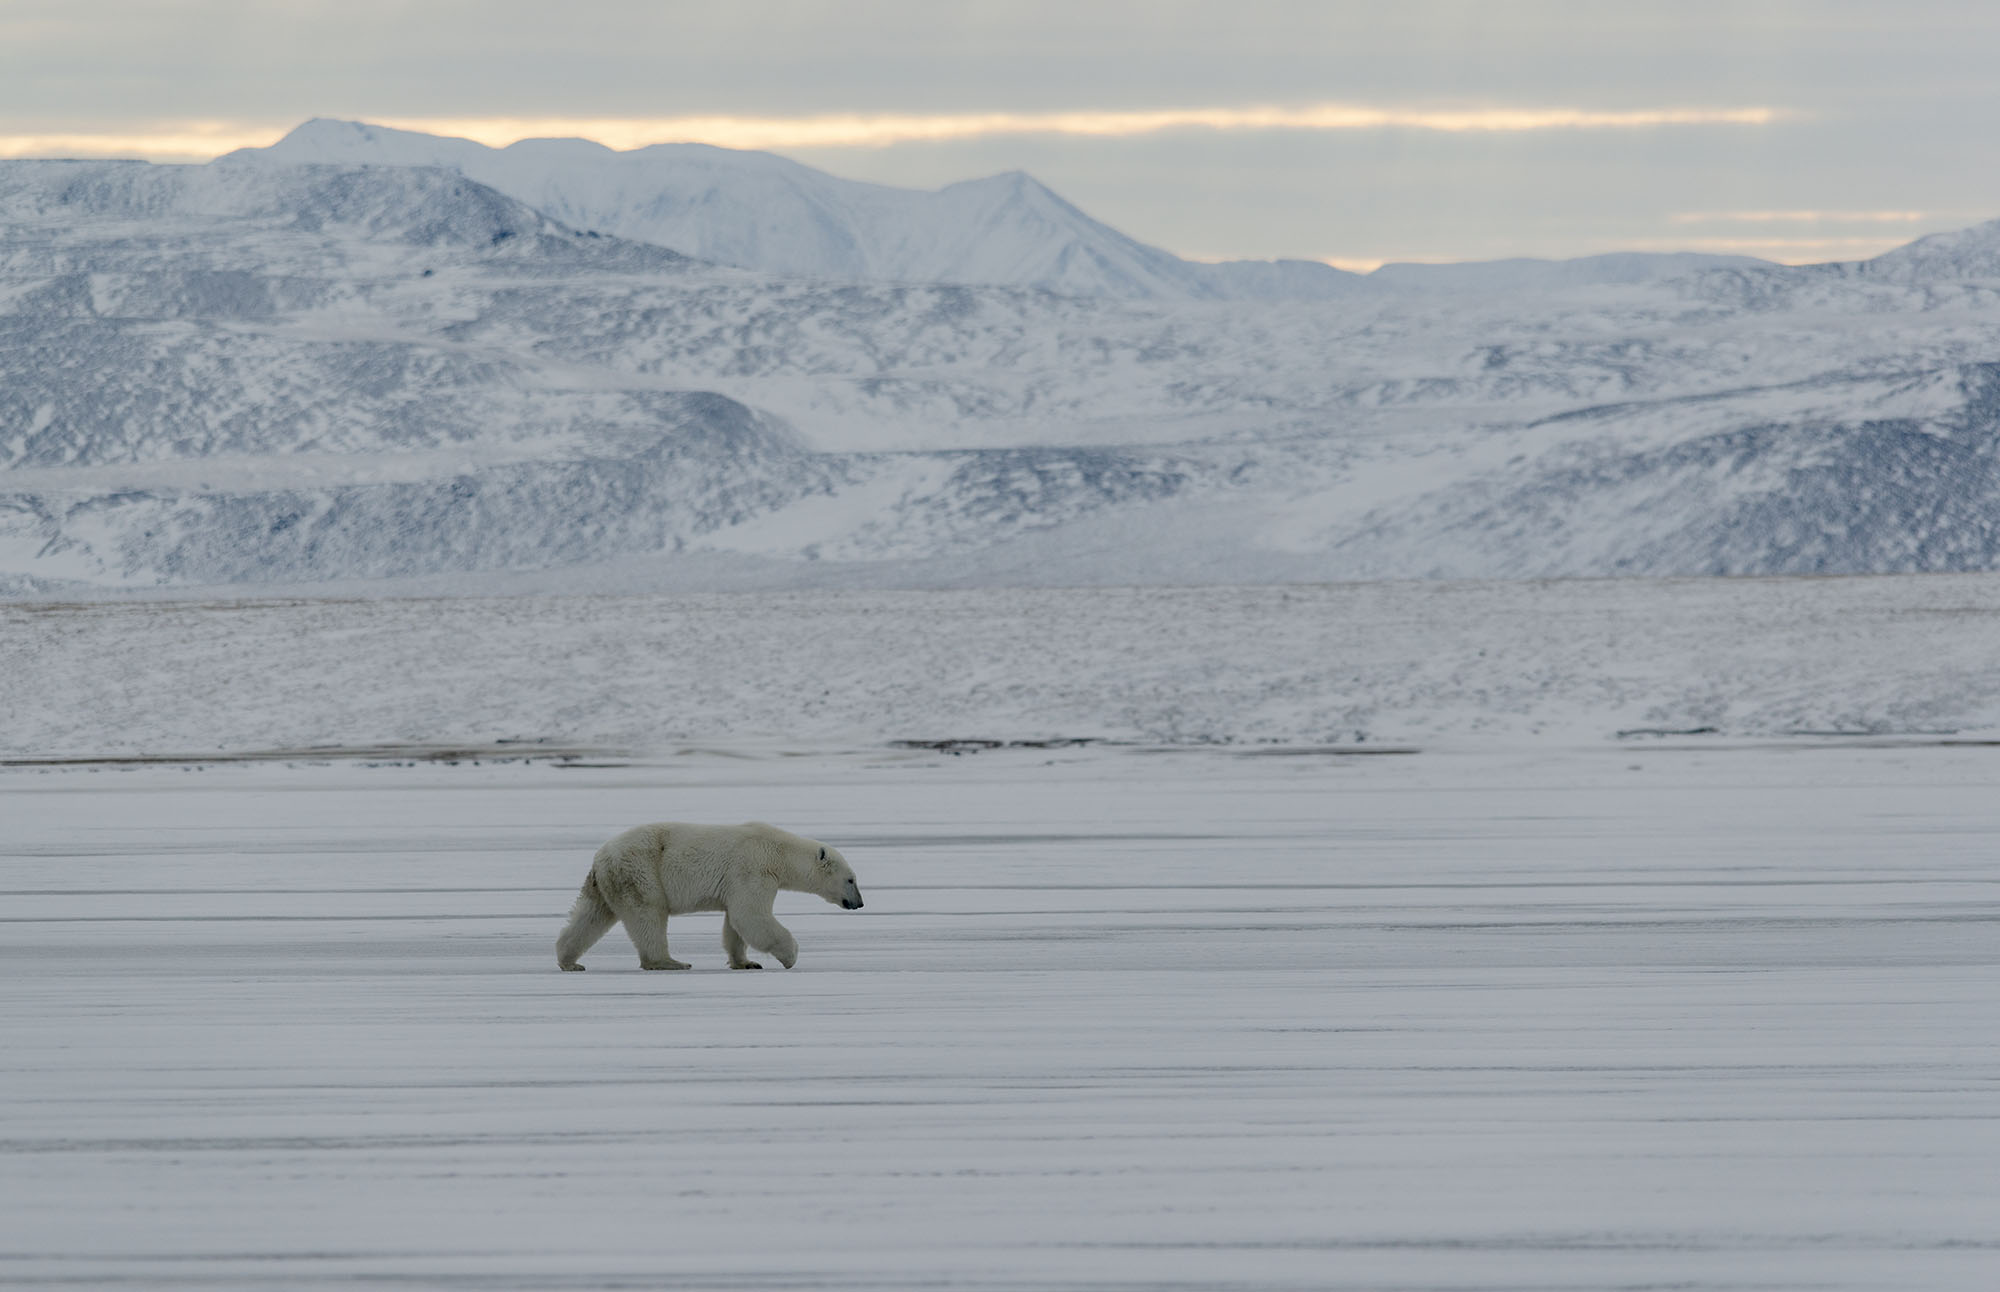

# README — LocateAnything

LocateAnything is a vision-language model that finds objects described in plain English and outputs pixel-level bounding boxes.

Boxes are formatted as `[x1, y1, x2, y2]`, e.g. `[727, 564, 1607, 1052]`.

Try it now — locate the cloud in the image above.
[1620, 234, 1925, 262]
[0, 101, 1788, 162]
[1668, 210, 1936, 224]
[0, 122, 277, 161]
[384, 104, 1788, 150]
[1315, 233, 1935, 271]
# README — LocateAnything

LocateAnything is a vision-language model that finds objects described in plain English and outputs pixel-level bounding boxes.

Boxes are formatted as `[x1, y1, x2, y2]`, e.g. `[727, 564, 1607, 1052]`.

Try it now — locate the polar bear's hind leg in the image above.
[623, 909, 691, 970]
[555, 872, 617, 971]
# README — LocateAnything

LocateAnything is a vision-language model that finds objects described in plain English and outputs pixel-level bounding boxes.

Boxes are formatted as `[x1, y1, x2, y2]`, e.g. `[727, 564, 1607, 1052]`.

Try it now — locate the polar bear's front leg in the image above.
[624, 910, 691, 970]
[724, 907, 798, 969]
[722, 916, 762, 969]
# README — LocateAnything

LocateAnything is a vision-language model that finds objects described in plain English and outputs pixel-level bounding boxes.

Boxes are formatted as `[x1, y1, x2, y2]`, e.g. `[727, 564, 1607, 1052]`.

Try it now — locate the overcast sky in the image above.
[6, 1, 1999, 267]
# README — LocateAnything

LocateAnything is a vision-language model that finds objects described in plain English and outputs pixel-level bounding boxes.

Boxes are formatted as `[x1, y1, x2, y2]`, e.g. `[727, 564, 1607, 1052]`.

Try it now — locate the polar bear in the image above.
[555, 822, 862, 971]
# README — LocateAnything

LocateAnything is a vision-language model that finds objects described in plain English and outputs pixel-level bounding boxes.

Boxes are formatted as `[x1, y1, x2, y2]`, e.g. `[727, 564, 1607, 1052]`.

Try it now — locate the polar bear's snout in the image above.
[814, 844, 863, 910]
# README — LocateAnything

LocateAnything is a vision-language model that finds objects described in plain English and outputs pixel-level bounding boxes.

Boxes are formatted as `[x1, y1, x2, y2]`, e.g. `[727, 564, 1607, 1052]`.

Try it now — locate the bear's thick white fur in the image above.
[555, 822, 862, 971]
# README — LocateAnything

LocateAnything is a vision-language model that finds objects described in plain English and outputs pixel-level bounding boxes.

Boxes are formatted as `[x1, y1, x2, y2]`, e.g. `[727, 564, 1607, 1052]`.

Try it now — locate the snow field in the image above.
[7, 574, 2000, 759]
[2, 745, 1996, 1290]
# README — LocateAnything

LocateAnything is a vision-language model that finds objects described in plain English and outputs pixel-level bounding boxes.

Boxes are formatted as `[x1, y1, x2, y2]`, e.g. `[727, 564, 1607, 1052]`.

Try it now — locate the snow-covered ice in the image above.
[3, 744, 1996, 1290]
[7, 575, 2000, 758]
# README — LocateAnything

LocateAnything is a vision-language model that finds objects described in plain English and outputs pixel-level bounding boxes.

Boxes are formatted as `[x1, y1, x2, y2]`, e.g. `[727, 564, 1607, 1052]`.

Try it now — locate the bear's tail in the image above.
[555, 870, 617, 971]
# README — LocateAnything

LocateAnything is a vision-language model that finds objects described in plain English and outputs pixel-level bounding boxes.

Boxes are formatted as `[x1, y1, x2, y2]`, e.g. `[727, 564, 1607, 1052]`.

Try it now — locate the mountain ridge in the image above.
[228, 119, 1769, 300]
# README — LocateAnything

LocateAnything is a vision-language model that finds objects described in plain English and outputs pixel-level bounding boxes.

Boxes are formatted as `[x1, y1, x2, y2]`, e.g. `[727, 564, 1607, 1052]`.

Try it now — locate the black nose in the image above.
[842, 897, 863, 909]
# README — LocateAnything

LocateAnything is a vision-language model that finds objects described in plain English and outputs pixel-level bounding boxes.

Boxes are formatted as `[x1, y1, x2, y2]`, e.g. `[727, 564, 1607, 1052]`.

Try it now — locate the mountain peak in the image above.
[497, 135, 618, 160]
[941, 169, 1068, 207]
[1865, 216, 2000, 280]
[275, 118, 409, 147]
[233, 118, 492, 168]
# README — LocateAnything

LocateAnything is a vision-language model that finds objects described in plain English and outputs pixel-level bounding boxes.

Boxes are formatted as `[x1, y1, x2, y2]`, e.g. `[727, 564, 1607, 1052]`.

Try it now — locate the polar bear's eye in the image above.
[818, 847, 826, 861]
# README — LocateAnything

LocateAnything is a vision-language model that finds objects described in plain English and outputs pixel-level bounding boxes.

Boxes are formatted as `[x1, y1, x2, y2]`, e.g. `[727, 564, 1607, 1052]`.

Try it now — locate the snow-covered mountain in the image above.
[221, 119, 1351, 301]
[1859, 219, 2000, 282]
[228, 119, 1766, 301]
[5, 151, 2000, 593]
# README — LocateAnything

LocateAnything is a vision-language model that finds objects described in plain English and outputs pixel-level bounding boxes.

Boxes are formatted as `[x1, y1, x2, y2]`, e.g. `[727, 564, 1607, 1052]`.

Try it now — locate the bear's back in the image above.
[596, 821, 812, 882]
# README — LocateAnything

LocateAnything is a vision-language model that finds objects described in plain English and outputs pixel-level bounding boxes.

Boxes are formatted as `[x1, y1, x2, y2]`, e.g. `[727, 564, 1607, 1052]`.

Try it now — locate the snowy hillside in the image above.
[5, 150, 2000, 591]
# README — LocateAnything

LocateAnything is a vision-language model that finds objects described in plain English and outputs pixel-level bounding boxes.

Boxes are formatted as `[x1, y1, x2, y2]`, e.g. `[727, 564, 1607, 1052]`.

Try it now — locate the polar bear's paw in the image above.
[730, 960, 764, 970]
[640, 958, 692, 970]
[558, 962, 585, 972]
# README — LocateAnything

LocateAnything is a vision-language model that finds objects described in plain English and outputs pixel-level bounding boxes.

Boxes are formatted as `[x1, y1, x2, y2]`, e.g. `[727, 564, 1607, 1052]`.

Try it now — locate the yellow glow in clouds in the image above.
[0, 101, 1785, 161]
[390, 104, 1783, 151]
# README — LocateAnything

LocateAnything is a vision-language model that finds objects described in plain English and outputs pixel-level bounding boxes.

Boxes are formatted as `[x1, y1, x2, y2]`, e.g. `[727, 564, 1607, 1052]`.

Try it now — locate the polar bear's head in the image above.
[812, 843, 863, 909]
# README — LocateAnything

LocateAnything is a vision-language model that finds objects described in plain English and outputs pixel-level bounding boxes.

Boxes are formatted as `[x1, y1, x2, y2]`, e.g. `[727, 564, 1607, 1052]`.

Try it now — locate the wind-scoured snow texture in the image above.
[3, 747, 1997, 1290]
[6, 148, 2000, 589]
[5, 575, 2000, 759]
